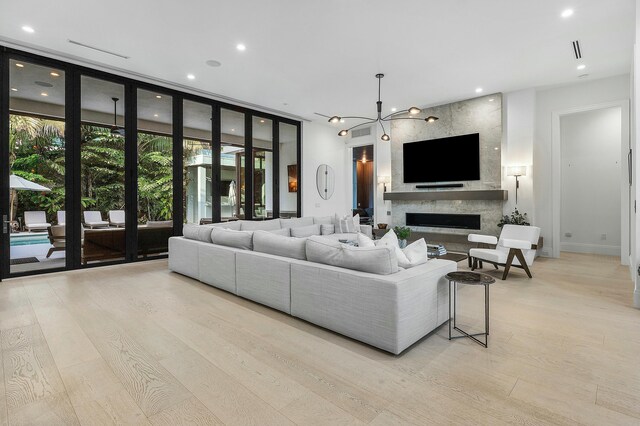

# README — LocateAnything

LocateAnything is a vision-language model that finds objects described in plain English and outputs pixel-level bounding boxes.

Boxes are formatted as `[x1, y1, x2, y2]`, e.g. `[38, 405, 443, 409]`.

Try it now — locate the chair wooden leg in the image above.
[502, 249, 516, 280]
[471, 258, 477, 270]
[468, 253, 472, 268]
[494, 264, 499, 270]
[46, 248, 54, 258]
[479, 260, 483, 269]
[514, 249, 532, 278]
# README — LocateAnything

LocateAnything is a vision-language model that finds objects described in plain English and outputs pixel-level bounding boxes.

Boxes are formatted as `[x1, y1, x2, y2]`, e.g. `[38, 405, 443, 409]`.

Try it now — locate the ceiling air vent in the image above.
[352, 127, 372, 138]
[572, 40, 582, 59]
[68, 40, 130, 59]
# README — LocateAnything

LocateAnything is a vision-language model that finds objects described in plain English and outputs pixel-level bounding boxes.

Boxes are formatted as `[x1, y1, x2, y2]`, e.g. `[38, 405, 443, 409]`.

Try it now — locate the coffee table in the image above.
[445, 271, 495, 348]
[429, 252, 468, 263]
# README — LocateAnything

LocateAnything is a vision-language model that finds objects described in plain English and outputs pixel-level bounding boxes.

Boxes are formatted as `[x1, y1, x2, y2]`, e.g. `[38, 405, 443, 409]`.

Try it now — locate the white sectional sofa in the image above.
[168, 216, 456, 355]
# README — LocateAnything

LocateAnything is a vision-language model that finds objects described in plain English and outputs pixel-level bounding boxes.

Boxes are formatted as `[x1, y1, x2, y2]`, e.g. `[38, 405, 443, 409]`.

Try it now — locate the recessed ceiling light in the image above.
[231, 128, 235, 132]
[494, 147, 499, 151]
[577, 64, 586, 70]
[489, 98, 495, 102]
[10, 88, 17, 92]
[475, 87, 483, 93]
[391, 107, 397, 112]
[40, 92, 48, 97]
[236, 43, 246, 51]
[206, 60, 222, 67]
[340, 119, 345, 123]
[50, 71, 60, 77]
[561, 9, 574, 18]
[15, 63, 24, 68]
[21, 26, 35, 33]
[153, 114, 159, 117]
[156, 95, 162, 99]
[187, 74, 195, 80]
[259, 119, 265, 123]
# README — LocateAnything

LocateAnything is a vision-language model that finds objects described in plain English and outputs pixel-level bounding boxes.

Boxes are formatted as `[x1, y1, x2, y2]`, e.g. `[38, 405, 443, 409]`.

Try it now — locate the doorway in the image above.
[352, 145, 374, 222]
[555, 104, 628, 262]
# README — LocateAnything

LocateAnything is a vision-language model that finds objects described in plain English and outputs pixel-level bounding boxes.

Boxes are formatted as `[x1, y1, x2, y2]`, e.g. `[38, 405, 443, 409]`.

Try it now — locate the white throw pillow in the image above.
[253, 230, 306, 260]
[313, 216, 334, 225]
[376, 229, 399, 247]
[269, 227, 290, 237]
[398, 238, 428, 268]
[290, 224, 321, 238]
[395, 246, 411, 267]
[357, 232, 376, 248]
[321, 224, 335, 235]
[352, 213, 360, 232]
[211, 227, 254, 250]
[338, 218, 357, 233]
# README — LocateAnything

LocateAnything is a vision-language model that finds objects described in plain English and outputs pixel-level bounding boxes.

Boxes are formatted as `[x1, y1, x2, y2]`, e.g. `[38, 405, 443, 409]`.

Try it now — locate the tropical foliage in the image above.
[10, 115, 175, 225]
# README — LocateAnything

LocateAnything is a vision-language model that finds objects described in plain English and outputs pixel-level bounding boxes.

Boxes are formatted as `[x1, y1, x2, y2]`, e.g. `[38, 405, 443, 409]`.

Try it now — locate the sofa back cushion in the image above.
[253, 230, 306, 260]
[313, 216, 334, 225]
[280, 217, 314, 229]
[321, 224, 335, 235]
[269, 227, 290, 237]
[211, 227, 253, 250]
[183, 224, 214, 243]
[290, 224, 321, 238]
[211, 221, 242, 231]
[240, 219, 281, 231]
[306, 236, 398, 275]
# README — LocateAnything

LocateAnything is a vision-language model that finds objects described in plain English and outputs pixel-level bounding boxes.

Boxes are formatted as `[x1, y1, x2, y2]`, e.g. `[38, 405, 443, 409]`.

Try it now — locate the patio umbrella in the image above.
[9, 174, 51, 222]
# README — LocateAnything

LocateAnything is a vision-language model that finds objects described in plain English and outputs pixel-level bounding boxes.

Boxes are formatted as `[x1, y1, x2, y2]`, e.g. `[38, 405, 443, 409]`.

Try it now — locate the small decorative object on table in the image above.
[377, 223, 388, 230]
[498, 208, 530, 228]
[393, 226, 411, 248]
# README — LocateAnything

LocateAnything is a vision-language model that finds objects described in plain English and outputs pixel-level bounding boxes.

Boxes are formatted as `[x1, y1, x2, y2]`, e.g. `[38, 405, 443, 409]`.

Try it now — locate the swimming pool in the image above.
[10, 234, 51, 246]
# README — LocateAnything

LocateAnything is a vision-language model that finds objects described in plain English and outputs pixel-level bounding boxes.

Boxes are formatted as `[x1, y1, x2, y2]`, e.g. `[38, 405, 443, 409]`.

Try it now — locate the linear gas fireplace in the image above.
[406, 213, 481, 230]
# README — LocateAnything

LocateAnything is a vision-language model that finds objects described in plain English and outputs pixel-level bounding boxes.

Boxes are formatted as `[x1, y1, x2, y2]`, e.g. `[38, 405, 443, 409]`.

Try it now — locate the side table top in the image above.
[445, 271, 495, 285]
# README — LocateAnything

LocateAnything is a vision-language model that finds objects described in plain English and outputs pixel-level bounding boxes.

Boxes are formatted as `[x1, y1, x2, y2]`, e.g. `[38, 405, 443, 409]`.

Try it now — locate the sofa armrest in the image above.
[359, 224, 373, 238]
[468, 233, 497, 245]
[502, 238, 532, 250]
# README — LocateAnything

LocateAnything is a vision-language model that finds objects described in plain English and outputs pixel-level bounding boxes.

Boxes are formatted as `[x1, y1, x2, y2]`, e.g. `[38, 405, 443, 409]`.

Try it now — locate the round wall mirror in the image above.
[316, 164, 335, 200]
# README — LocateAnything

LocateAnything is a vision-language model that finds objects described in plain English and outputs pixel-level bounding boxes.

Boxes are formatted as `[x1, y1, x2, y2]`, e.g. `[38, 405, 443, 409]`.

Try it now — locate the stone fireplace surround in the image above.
[389, 93, 504, 250]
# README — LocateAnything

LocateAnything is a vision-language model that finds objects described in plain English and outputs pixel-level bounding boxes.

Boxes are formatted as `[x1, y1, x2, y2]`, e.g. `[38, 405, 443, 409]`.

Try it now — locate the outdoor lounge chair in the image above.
[83, 211, 109, 229]
[46, 225, 65, 258]
[24, 211, 51, 232]
[108, 210, 126, 227]
[57, 210, 65, 226]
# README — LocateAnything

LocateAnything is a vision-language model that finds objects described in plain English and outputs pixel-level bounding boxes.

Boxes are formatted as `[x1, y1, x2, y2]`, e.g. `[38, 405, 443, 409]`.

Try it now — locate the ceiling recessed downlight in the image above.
[187, 74, 195, 80]
[156, 95, 162, 99]
[40, 92, 48, 97]
[206, 60, 222, 67]
[10, 88, 17, 92]
[489, 98, 495, 102]
[561, 9, 574, 18]
[50, 71, 60, 77]
[21, 26, 35, 33]
[153, 114, 159, 117]
[236, 43, 246, 51]
[391, 107, 397, 112]
[15, 63, 24, 68]
[475, 87, 483, 93]
[577, 64, 586, 70]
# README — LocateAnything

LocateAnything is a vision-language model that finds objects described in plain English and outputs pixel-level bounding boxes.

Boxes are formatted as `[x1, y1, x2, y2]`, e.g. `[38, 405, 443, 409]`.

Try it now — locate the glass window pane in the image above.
[9, 60, 66, 273]
[137, 89, 173, 258]
[279, 122, 298, 218]
[253, 117, 273, 218]
[221, 109, 245, 220]
[183, 100, 212, 225]
[80, 75, 126, 264]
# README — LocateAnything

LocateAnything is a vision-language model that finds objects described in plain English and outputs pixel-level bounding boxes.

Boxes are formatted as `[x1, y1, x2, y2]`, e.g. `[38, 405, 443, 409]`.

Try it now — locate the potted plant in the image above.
[498, 208, 530, 228]
[394, 226, 411, 248]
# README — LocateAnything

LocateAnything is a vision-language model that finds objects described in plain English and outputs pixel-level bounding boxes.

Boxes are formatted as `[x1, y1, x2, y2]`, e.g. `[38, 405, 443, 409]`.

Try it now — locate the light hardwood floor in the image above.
[0, 252, 639, 425]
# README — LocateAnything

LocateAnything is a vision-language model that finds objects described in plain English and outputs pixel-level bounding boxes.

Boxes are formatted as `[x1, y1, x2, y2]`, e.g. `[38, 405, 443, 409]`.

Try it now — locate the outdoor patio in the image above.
[9, 231, 65, 273]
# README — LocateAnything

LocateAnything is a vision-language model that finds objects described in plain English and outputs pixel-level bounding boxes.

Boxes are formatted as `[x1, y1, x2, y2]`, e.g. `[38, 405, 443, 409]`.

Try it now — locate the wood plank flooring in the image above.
[0, 252, 638, 425]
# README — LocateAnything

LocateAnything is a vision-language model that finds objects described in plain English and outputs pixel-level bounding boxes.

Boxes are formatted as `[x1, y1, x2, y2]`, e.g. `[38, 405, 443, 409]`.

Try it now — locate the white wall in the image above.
[502, 89, 536, 221]
[560, 107, 622, 255]
[534, 74, 630, 257]
[301, 121, 349, 217]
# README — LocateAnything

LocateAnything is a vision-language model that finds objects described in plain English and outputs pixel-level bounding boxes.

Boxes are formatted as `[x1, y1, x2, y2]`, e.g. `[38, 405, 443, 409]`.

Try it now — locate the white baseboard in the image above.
[560, 242, 621, 256]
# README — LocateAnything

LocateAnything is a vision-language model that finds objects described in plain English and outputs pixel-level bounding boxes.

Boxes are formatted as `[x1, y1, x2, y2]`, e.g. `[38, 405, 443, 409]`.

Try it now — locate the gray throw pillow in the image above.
[211, 227, 253, 250]
[240, 219, 281, 231]
[269, 227, 290, 237]
[313, 216, 334, 225]
[305, 236, 398, 275]
[321, 224, 335, 235]
[253, 230, 306, 260]
[182, 224, 214, 243]
[290, 224, 321, 238]
[280, 217, 314, 228]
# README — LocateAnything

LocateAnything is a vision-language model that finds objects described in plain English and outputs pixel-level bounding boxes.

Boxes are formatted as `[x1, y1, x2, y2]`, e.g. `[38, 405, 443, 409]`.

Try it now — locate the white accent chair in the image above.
[108, 210, 126, 227]
[57, 211, 65, 226]
[24, 211, 51, 232]
[83, 211, 109, 229]
[468, 225, 541, 280]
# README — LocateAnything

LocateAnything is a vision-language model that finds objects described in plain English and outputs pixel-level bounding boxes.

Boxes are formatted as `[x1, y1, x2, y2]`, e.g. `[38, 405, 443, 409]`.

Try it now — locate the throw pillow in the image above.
[290, 224, 322, 238]
[395, 246, 411, 267]
[357, 232, 376, 248]
[269, 227, 290, 237]
[253, 230, 306, 260]
[321, 224, 335, 235]
[352, 213, 361, 232]
[210, 227, 254, 250]
[376, 229, 399, 247]
[402, 238, 429, 267]
[313, 216, 334, 225]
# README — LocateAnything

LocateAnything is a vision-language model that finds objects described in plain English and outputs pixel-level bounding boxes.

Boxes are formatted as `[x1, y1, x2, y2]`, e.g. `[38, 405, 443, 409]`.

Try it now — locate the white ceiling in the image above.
[0, 0, 635, 125]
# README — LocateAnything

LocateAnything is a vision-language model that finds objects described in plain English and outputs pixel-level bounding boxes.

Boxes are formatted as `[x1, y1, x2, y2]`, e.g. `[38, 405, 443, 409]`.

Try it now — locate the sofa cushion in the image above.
[357, 232, 376, 248]
[211, 227, 253, 250]
[182, 224, 214, 243]
[253, 230, 306, 260]
[400, 238, 428, 268]
[269, 227, 290, 237]
[290, 224, 321, 238]
[280, 217, 313, 229]
[321, 224, 335, 235]
[313, 216, 334, 225]
[306, 236, 398, 275]
[240, 219, 281, 231]
[211, 221, 242, 231]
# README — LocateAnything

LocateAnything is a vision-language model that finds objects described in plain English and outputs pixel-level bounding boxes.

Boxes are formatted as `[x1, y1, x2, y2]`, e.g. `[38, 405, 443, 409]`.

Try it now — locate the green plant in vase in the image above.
[394, 226, 411, 248]
[498, 208, 530, 228]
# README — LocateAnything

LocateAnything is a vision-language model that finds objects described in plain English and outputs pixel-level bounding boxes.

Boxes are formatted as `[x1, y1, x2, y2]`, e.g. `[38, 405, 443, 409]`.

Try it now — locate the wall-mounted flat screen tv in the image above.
[403, 133, 480, 183]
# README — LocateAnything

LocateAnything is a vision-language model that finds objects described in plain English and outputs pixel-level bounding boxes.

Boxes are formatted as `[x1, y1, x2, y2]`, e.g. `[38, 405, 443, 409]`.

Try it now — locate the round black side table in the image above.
[445, 271, 495, 348]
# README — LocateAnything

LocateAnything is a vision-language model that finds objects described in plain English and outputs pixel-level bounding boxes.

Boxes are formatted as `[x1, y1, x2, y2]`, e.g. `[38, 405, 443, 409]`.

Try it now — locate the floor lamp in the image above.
[507, 166, 526, 204]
